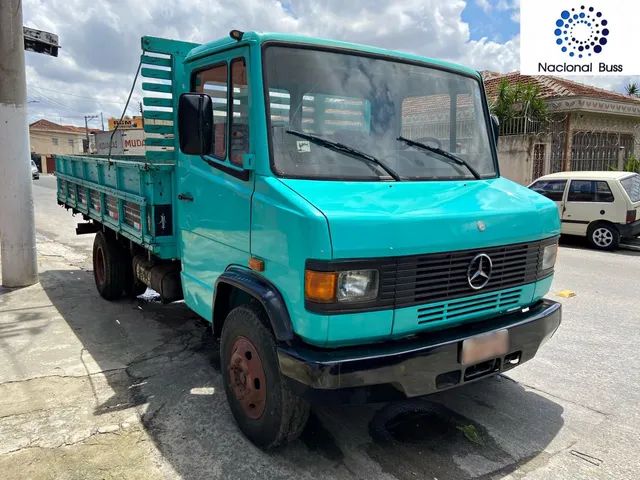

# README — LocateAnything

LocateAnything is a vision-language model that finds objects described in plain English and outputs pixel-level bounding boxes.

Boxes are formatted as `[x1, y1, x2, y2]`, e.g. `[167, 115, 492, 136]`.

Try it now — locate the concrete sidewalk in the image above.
[0, 234, 345, 480]
[0, 234, 189, 478]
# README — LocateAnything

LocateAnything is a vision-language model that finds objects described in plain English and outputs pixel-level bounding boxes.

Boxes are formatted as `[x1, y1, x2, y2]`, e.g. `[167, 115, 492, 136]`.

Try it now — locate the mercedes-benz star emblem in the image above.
[467, 253, 492, 290]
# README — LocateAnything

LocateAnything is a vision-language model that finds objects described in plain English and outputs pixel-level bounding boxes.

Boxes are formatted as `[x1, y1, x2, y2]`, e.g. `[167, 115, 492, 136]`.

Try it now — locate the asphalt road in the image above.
[8, 176, 640, 479]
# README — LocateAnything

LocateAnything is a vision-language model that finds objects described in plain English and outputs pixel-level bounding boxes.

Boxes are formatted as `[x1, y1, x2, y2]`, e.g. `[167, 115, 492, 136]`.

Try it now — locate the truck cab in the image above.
[56, 31, 562, 449]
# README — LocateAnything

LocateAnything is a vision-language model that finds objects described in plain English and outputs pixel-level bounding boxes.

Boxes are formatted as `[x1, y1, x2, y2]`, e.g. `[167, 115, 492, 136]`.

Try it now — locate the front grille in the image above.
[417, 287, 523, 325]
[305, 237, 556, 313]
[382, 238, 555, 309]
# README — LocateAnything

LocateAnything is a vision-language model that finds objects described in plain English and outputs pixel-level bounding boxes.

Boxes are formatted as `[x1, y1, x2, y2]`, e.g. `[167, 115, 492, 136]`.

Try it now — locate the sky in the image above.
[22, 0, 639, 128]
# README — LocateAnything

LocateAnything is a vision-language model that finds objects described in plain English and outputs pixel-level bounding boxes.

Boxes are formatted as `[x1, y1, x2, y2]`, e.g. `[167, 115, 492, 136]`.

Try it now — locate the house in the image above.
[483, 72, 640, 184]
[29, 119, 91, 173]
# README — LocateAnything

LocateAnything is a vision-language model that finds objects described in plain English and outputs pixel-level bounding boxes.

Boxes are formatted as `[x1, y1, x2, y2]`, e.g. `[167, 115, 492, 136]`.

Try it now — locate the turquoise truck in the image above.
[56, 31, 562, 449]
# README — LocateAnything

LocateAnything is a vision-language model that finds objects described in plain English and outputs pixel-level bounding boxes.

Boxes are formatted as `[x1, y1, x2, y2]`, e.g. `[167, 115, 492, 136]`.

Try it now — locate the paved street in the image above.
[0, 175, 639, 479]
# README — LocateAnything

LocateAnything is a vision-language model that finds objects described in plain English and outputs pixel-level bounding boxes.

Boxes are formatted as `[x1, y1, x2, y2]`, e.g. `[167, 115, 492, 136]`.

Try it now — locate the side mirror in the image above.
[178, 93, 213, 155]
[490, 114, 500, 146]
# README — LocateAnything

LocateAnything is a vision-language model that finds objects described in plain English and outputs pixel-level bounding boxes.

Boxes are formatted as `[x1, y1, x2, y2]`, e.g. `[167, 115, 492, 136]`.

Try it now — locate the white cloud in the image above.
[476, 0, 492, 13]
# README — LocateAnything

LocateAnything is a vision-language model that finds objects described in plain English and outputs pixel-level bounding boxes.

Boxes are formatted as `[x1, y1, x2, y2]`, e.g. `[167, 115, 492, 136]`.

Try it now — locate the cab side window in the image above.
[567, 180, 614, 203]
[530, 180, 566, 201]
[230, 58, 249, 166]
[194, 63, 228, 159]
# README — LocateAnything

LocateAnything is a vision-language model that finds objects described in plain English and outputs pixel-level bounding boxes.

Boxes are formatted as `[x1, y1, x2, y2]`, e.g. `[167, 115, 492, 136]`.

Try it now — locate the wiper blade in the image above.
[397, 136, 481, 180]
[287, 129, 401, 181]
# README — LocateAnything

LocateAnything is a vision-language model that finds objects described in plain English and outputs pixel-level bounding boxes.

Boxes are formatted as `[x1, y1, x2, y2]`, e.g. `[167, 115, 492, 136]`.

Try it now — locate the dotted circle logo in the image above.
[555, 5, 609, 58]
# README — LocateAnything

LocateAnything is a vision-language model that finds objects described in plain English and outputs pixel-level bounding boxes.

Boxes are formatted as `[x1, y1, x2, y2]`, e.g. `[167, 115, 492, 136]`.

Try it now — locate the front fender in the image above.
[213, 266, 294, 342]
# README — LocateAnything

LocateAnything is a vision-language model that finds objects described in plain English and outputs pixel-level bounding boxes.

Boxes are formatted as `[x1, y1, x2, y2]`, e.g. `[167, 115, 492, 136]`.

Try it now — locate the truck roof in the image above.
[184, 31, 480, 79]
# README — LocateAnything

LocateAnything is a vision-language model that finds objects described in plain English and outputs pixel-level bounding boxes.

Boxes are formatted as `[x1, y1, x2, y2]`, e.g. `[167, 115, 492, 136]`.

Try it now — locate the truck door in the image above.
[176, 48, 253, 320]
[562, 179, 615, 236]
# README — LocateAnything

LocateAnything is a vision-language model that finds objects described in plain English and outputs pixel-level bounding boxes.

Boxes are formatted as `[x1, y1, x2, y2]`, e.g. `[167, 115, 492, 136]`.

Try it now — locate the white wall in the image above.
[497, 135, 552, 185]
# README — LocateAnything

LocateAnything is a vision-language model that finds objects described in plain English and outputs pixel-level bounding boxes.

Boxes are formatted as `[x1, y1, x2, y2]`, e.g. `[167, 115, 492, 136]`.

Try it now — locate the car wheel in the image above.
[220, 303, 309, 449]
[92, 231, 129, 300]
[587, 223, 620, 251]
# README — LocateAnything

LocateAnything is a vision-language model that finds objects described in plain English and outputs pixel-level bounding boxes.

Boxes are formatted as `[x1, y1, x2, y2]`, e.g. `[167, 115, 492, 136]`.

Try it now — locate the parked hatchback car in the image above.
[31, 160, 39, 180]
[529, 171, 640, 250]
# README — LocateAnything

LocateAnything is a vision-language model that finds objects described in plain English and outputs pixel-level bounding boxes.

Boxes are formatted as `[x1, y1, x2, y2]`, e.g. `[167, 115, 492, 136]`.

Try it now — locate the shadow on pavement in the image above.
[39, 268, 564, 480]
[560, 234, 640, 257]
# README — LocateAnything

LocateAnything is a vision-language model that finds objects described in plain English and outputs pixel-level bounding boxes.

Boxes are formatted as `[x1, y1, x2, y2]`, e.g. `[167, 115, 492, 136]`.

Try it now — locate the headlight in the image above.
[304, 269, 379, 303]
[542, 243, 558, 271]
[337, 270, 379, 302]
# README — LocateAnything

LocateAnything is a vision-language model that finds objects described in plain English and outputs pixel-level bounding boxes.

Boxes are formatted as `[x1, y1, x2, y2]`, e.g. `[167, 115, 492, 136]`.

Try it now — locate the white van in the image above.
[529, 171, 640, 250]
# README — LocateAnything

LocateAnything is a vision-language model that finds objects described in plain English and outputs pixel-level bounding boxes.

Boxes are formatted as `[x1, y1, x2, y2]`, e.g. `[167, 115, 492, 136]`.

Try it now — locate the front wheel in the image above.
[220, 303, 309, 449]
[587, 223, 620, 251]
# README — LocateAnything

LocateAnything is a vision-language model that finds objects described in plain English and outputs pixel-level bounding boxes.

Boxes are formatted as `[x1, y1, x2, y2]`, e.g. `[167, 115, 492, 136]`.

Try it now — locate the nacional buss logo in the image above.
[554, 5, 610, 59]
[521, 0, 637, 76]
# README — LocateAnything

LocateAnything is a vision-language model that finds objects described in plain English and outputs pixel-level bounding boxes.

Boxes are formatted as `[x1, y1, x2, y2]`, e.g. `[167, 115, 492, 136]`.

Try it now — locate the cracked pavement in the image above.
[0, 175, 638, 479]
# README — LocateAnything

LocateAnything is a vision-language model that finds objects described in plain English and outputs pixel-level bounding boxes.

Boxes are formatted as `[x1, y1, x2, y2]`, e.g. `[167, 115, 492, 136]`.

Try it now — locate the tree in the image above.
[625, 82, 639, 97]
[623, 154, 640, 173]
[490, 80, 549, 126]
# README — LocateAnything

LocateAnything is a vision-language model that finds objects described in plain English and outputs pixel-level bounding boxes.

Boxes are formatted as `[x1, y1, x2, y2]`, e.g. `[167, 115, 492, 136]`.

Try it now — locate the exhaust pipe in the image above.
[133, 255, 183, 303]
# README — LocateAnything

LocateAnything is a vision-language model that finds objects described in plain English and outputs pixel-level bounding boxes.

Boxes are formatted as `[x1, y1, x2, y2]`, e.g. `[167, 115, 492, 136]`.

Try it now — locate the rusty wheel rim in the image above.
[95, 246, 106, 286]
[228, 336, 267, 420]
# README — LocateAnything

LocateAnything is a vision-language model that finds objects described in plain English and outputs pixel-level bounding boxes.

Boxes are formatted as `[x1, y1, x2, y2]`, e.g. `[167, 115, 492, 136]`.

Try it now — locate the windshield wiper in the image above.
[396, 136, 481, 180]
[286, 129, 401, 181]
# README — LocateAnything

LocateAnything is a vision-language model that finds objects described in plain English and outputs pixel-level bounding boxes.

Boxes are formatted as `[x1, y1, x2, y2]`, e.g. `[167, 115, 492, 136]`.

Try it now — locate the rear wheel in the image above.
[587, 223, 619, 251]
[220, 303, 309, 449]
[92, 231, 129, 300]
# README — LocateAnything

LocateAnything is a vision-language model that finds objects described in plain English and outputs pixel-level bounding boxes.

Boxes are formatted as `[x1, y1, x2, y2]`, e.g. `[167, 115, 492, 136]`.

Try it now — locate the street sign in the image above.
[23, 27, 59, 57]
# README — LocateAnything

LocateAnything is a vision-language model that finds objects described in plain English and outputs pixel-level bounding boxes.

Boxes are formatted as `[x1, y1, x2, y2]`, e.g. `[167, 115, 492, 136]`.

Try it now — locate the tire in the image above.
[92, 231, 129, 300]
[587, 222, 620, 251]
[220, 303, 310, 449]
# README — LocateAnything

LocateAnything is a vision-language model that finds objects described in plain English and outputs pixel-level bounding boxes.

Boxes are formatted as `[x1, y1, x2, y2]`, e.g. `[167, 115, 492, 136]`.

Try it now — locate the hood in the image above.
[281, 177, 560, 258]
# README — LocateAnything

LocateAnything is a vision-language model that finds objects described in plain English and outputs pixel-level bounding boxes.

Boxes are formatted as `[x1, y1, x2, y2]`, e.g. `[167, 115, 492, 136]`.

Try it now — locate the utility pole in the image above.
[100, 112, 105, 131]
[0, 2, 37, 287]
[0, 4, 59, 287]
[84, 114, 98, 153]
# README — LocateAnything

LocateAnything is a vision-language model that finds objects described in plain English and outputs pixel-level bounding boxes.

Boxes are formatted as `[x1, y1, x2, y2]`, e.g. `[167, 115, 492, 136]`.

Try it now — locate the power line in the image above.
[29, 85, 141, 107]
[29, 92, 85, 114]
[28, 87, 139, 119]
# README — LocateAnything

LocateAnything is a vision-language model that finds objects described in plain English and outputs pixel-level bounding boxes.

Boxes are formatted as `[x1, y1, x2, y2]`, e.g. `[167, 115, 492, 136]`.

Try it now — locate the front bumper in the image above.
[619, 219, 640, 238]
[278, 299, 561, 404]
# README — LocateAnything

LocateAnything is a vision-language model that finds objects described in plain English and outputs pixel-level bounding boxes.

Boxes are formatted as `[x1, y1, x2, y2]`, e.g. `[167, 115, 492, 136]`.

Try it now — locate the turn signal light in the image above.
[626, 210, 637, 224]
[248, 257, 265, 272]
[304, 270, 337, 303]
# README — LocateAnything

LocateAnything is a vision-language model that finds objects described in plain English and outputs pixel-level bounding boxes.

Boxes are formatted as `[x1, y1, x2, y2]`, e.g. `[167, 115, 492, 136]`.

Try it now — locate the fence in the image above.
[499, 117, 547, 136]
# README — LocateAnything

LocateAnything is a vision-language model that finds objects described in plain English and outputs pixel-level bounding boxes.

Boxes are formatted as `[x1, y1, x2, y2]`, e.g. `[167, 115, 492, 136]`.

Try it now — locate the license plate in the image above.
[461, 329, 509, 366]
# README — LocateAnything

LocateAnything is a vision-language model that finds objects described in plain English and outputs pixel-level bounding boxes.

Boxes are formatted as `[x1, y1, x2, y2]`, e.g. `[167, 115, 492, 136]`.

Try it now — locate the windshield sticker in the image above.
[296, 140, 311, 153]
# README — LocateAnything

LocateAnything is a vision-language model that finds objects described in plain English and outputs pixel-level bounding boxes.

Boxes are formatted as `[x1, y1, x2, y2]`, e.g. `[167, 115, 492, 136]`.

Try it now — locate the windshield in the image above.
[621, 174, 640, 203]
[263, 46, 497, 181]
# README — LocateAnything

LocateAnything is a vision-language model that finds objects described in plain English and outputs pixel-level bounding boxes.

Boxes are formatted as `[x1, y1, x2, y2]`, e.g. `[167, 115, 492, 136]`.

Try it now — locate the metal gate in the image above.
[532, 144, 546, 180]
[571, 132, 634, 171]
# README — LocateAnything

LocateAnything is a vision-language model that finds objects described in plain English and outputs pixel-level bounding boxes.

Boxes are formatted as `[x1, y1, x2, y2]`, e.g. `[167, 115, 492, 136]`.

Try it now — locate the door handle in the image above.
[178, 193, 194, 202]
